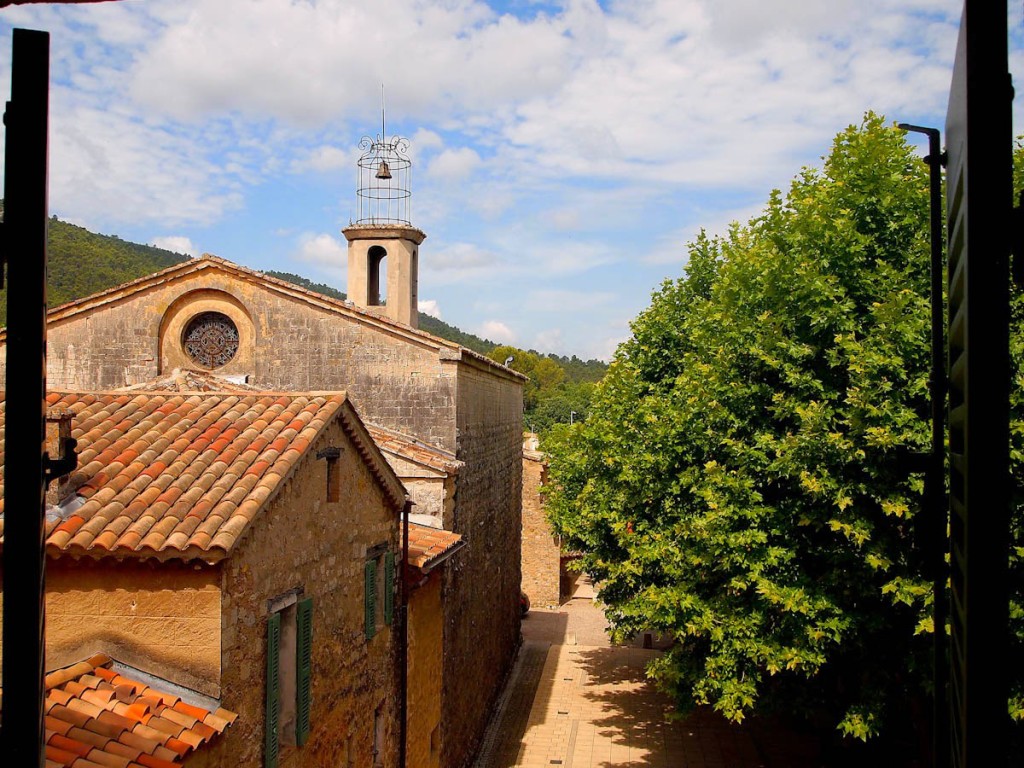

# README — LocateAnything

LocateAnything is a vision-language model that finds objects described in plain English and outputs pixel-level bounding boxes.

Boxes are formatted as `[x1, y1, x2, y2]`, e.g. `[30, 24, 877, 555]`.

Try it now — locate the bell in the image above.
[375, 160, 392, 180]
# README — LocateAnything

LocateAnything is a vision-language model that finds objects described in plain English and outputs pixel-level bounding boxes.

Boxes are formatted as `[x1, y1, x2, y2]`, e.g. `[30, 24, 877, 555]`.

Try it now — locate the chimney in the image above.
[45, 407, 77, 506]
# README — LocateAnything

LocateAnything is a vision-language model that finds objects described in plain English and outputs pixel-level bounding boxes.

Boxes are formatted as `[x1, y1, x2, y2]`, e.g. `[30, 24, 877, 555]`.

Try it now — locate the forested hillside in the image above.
[0, 216, 190, 324]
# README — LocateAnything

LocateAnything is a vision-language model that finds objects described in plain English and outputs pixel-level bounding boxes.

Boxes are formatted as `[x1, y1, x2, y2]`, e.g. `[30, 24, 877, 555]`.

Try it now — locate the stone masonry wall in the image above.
[205, 418, 400, 768]
[379, 451, 448, 521]
[442, 360, 523, 768]
[0, 560, 220, 697]
[521, 454, 560, 608]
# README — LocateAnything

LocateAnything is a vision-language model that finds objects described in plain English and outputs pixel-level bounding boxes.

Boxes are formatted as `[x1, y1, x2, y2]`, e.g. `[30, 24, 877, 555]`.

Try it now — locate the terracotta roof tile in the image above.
[404, 522, 465, 571]
[0, 391, 349, 562]
[5, 655, 234, 767]
[366, 423, 463, 475]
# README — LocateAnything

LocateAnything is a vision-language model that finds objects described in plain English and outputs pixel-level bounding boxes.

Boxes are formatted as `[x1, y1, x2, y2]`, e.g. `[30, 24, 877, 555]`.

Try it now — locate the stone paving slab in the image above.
[474, 595, 823, 768]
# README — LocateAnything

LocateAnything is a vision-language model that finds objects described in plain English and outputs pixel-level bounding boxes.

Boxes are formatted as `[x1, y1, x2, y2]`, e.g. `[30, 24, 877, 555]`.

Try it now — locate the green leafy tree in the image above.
[487, 345, 606, 430]
[546, 115, 967, 740]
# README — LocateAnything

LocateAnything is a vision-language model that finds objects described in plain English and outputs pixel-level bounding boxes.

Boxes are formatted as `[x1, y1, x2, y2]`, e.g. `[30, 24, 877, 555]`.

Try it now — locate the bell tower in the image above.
[343, 117, 425, 328]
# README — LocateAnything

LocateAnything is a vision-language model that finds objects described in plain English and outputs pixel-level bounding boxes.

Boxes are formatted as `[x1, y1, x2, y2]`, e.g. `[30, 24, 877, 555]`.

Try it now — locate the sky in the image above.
[0, 0, 1022, 361]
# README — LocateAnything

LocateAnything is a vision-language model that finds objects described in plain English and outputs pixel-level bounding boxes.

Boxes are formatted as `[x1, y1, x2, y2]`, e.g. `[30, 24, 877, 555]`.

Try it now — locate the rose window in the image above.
[182, 312, 239, 368]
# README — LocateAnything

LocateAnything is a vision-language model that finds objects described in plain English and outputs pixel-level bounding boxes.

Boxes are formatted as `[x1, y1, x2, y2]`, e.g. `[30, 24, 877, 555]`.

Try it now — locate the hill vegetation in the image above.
[0, 216, 190, 324]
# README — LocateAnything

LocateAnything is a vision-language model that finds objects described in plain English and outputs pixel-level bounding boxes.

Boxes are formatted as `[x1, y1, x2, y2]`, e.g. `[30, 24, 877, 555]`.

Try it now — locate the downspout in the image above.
[399, 498, 412, 768]
[898, 122, 948, 768]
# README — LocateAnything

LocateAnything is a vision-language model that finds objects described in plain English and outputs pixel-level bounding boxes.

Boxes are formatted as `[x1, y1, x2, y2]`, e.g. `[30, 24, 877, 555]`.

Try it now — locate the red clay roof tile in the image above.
[404, 522, 465, 571]
[0, 392, 350, 561]
[5, 656, 234, 767]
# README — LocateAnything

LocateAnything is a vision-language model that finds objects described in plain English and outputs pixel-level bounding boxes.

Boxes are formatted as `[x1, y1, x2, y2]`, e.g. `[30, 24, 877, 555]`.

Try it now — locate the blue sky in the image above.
[1, 0, 1022, 360]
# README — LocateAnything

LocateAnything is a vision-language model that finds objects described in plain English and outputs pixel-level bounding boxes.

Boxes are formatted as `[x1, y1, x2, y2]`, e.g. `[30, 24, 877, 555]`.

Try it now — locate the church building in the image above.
[0, 130, 524, 768]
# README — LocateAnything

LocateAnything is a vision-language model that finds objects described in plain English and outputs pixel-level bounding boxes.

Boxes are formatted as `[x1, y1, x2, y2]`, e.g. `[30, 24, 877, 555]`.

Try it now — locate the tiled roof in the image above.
[0, 390, 406, 561]
[404, 521, 465, 571]
[0, 653, 235, 767]
[366, 423, 463, 475]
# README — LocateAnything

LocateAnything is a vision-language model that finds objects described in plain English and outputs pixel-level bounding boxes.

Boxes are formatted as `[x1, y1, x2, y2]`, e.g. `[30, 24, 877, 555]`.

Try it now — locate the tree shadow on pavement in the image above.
[575, 646, 824, 768]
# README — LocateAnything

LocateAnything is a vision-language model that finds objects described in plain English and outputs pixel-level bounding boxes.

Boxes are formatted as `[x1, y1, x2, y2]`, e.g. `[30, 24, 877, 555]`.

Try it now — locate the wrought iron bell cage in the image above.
[355, 133, 412, 226]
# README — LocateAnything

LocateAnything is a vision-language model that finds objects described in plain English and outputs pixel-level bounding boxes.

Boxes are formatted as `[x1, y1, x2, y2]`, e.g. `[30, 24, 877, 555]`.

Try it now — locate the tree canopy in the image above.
[486, 345, 607, 433]
[546, 114, 1024, 743]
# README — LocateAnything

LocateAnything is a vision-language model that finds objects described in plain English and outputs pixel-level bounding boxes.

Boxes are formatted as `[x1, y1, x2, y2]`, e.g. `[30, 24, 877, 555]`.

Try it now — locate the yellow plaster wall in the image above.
[0, 560, 221, 696]
[407, 570, 443, 768]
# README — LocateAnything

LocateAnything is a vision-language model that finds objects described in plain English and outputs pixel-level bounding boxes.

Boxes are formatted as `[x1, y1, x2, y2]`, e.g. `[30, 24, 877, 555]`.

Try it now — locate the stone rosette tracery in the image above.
[182, 311, 239, 369]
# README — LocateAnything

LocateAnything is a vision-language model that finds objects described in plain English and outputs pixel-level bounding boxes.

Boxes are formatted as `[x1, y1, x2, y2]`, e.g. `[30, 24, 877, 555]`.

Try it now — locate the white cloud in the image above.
[411, 128, 444, 155]
[479, 320, 516, 344]
[47, 101, 245, 228]
[427, 147, 482, 182]
[428, 242, 500, 273]
[418, 299, 442, 320]
[292, 144, 357, 173]
[294, 233, 347, 280]
[532, 327, 564, 353]
[0, 0, 985, 360]
[127, 0, 569, 125]
[526, 289, 615, 313]
[150, 236, 197, 256]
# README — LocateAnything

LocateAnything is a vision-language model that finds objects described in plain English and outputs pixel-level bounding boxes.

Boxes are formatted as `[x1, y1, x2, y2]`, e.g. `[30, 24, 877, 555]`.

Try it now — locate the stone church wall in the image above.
[441, 359, 523, 768]
[12, 270, 460, 451]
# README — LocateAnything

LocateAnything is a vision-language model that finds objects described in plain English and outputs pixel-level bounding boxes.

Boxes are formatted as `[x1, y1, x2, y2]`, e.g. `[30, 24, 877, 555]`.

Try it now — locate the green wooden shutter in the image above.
[295, 597, 313, 747]
[265, 612, 281, 768]
[384, 551, 395, 626]
[365, 560, 376, 640]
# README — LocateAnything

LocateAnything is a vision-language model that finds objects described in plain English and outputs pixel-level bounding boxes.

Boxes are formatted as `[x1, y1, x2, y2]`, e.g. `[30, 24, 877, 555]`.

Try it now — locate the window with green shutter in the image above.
[295, 597, 313, 747]
[365, 560, 377, 639]
[384, 551, 395, 626]
[265, 612, 281, 768]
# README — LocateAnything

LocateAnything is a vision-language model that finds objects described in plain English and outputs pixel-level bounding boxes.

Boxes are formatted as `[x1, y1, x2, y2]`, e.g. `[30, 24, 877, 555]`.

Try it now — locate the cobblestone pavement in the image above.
[473, 585, 823, 768]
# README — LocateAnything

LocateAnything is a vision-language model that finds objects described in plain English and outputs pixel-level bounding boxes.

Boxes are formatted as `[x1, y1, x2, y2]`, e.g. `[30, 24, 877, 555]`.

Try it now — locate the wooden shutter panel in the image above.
[365, 560, 376, 640]
[384, 551, 395, 626]
[295, 597, 313, 747]
[265, 612, 281, 768]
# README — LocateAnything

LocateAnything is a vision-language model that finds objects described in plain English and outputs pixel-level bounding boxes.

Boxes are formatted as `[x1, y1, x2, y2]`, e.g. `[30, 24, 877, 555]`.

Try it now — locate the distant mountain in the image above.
[0, 216, 500, 355]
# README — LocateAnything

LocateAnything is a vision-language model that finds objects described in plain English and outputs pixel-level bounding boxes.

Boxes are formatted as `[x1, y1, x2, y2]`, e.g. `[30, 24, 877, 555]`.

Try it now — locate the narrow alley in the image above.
[473, 579, 823, 768]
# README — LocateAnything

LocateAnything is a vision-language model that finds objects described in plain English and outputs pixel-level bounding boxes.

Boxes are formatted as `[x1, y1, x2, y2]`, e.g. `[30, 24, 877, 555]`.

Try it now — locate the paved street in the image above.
[473, 581, 822, 768]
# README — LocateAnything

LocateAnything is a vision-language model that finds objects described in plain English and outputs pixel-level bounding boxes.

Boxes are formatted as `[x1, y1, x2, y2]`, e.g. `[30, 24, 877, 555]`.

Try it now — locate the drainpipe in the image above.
[898, 122, 948, 768]
[399, 498, 411, 768]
